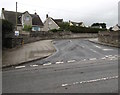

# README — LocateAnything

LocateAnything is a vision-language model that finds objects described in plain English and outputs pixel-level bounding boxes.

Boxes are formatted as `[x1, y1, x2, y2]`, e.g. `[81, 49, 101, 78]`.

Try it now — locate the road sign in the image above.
[15, 31, 19, 36]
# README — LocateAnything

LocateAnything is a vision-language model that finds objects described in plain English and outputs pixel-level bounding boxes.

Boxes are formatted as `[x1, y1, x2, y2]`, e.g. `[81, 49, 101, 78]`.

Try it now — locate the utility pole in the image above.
[16, 2, 17, 30]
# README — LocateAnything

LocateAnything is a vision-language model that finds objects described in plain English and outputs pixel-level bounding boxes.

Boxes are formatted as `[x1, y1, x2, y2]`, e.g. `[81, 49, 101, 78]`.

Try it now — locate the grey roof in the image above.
[70, 21, 83, 26]
[3, 10, 43, 26]
[51, 18, 63, 26]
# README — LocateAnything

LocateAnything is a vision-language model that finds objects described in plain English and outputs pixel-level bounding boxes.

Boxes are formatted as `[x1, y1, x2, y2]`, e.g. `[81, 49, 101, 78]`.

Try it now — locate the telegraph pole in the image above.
[16, 2, 17, 30]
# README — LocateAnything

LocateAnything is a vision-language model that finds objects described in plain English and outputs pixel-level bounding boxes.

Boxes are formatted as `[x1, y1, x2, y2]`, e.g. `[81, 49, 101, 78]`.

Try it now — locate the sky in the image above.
[0, 0, 119, 28]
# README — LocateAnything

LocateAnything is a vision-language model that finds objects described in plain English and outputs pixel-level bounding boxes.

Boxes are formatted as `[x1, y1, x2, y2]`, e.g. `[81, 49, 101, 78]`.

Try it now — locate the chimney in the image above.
[34, 12, 37, 15]
[46, 14, 48, 18]
[2, 8, 4, 11]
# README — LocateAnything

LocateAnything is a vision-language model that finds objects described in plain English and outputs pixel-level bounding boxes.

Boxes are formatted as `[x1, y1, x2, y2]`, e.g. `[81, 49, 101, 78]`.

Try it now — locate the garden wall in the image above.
[98, 31, 120, 47]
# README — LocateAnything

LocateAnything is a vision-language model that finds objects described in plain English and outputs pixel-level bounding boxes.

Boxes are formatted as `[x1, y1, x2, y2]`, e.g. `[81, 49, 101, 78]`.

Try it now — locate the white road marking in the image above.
[94, 45, 101, 49]
[43, 63, 52, 66]
[81, 46, 85, 48]
[83, 59, 87, 61]
[103, 49, 113, 51]
[89, 58, 97, 61]
[30, 65, 38, 67]
[56, 61, 64, 64]
[90, 49, 97, 53]
[108, 55, 113, 57]
[61, 76, 118, 87]
[15, 66, 25, 69]
[67, 60, 76, 63]
[101, 57, 106, 60]
[105, 55, 109, 57]
[62, 84, 68, 87]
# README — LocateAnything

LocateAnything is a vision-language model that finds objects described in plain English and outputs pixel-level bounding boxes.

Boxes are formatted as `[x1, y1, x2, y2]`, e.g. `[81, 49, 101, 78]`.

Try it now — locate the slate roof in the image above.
[2, 10, 43, 26]
[51, 18, 63, 26]
[70, 21, 83, 26]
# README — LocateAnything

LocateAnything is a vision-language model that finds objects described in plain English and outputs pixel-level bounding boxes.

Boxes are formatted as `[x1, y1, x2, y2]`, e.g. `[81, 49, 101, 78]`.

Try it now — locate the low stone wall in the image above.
[98, 31, 120, 47]
[22, 31, 98, 44]
[5, 37, 23, 48]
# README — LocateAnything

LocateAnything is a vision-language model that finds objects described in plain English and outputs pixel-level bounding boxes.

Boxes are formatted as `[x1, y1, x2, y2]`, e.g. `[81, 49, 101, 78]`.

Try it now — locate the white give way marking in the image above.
[15, 66, 25, 69]
[94, 45, 101, 49]
[61, 76, 118, 87]
[102, 49, 113, 51]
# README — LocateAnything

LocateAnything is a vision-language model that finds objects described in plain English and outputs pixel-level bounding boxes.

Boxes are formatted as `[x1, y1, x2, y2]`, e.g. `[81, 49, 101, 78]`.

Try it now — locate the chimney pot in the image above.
[46, 14, 48, 18]
[34, 12, 37, 15]
[2, 8, 4, 11]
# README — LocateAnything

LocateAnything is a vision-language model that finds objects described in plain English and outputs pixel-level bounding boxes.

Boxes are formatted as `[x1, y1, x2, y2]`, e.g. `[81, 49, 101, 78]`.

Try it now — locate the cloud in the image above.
[0, 0, 119, 27]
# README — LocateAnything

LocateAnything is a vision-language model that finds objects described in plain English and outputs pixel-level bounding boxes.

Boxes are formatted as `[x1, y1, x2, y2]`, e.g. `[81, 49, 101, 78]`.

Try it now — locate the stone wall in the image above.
[5, 37, 23, 48]
[21, 31, 98, 44]
[98, 31, 120, 47]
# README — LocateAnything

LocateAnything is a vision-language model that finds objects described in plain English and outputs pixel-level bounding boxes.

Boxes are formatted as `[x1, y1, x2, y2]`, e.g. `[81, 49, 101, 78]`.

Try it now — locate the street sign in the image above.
[15, 31, 19, 36]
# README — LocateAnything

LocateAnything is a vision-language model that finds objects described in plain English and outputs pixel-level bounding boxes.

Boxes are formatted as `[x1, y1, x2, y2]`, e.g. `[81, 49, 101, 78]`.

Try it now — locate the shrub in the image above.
[2, 19, 14, 47]
[23, 25, 32, 31]
[2, 19, 14, 32]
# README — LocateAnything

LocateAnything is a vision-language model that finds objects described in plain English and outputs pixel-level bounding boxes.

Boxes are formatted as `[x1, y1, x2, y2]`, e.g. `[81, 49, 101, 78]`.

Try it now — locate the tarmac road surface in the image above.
[2, 39, 119, 93]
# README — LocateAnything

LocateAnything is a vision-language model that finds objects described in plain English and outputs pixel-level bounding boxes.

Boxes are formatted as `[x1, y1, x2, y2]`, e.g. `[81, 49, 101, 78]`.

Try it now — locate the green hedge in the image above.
[23, 25, 32, 31]
[69, 26, 106, 33]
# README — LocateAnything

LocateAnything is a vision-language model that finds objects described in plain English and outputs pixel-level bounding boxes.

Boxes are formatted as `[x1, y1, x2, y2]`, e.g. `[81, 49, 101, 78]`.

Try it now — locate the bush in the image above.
[23, 25, 32, 31]
[2, 19, 14, 47]
[49, 21, 107, 33]
[49, 29, 64, 32]
[69, 26, 106, 33]
[2, 19, 14, 32]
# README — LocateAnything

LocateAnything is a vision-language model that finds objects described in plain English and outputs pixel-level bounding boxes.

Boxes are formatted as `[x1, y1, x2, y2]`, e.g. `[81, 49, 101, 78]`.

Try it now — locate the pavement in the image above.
[2, 40, 56, 68]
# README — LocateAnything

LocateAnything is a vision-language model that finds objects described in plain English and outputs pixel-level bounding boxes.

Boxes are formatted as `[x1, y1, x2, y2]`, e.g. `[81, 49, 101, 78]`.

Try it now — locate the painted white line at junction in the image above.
[89, 58, 97, 61]
[30, 65, 38, 67]
[62, 84, 68, 87]
[56, 61, 64, 64]
[83, 59, 87, 61]
[15, 66, 25, 69]
[67, 60, 76, 63]
[90, 49, 97, 53]
[43, 63, 52, 66]
[101, 57, 106, 60]
[103, 49, 113, 51]
[94, 45, 101, 49]
[61, 76, 118, 87]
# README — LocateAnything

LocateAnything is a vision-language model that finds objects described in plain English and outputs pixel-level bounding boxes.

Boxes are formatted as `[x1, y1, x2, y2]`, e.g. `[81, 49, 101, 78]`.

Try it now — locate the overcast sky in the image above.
[0, 0, 119, 27]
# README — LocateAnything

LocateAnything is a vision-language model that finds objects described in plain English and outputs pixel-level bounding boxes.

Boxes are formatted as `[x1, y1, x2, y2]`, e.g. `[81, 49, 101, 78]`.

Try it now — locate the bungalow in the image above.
[91, 23, 106, 29]
[43, 14, 63, 31]
[69, 20, 85, 27]
[109, 24, 120, 31]
[1, 8, 44, 32]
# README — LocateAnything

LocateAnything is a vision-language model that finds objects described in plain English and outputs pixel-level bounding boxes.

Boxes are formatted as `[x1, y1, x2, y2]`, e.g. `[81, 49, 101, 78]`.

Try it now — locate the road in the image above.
[2, 39, 119, 93]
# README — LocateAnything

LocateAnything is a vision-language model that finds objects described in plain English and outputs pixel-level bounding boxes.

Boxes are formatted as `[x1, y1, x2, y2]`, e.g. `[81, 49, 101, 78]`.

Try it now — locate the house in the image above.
[1, 8, 44, 32]
[109, 24, 120, 31]
[43, 14, 63, 31]
[91, 23, 106, 29]
[69, 20, 85, 27]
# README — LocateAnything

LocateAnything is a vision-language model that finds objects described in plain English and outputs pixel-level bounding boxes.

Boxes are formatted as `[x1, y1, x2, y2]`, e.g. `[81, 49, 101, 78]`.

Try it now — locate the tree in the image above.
[2, 19, 14, 32]
[91, 23, 106, 29]
[2, 19, 14, 47]
[59, 22, 70, 31]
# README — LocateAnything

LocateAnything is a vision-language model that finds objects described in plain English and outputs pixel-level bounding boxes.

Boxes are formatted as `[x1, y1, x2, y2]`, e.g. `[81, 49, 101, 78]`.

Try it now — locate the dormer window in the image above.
[25, 16, 30, 21]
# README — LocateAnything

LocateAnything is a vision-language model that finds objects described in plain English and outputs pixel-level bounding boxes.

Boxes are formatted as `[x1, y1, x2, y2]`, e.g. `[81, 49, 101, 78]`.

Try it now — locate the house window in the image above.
[76, 24, 79, 26]
[25, 16, 30, 21]
[38, 28, 40, 31]
[49, 21, 52, 25]
[32, 27, 40, 31]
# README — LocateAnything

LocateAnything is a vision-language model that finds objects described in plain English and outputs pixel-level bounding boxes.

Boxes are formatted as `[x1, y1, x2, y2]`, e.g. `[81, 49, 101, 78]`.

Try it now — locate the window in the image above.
[49, 21, 52, 25]
[25, 16, 30, 21]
